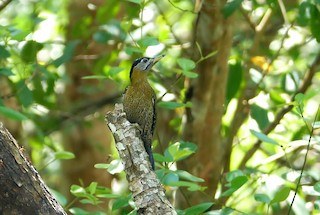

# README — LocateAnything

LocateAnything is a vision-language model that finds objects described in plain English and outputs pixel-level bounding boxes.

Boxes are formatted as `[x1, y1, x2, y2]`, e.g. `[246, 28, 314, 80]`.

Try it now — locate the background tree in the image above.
[0, 0, 320, 214]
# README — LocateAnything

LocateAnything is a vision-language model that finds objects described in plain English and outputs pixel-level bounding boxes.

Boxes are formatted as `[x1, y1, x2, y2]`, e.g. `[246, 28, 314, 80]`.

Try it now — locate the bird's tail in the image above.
[142, 136, 155, 170]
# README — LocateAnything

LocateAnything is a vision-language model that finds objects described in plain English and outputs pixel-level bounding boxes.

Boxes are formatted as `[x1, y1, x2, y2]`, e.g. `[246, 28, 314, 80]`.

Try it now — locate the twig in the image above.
[287, 105, 320, 215]
[0, 0, 12, 11]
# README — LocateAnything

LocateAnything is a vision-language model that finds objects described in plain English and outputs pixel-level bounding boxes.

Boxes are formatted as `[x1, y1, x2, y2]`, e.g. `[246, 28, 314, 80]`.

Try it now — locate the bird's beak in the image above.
[150, 54, 165, 67]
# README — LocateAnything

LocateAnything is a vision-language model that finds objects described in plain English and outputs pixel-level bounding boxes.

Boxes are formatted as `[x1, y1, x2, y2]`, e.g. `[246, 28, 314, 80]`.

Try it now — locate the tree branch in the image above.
[105, 104, 177, 215]
[0, 123, 67, 215]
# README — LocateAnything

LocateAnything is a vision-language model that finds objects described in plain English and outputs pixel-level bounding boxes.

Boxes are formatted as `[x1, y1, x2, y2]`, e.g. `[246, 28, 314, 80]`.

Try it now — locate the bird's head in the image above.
[129, 55, 164, 81]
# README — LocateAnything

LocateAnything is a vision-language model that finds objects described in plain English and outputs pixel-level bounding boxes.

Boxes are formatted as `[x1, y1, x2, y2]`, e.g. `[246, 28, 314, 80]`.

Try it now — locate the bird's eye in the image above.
[142, 58, 148, 63]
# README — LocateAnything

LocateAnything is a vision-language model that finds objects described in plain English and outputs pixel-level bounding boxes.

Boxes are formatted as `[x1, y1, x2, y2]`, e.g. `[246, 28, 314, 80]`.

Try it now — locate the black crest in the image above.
[129, 57, 150, 80]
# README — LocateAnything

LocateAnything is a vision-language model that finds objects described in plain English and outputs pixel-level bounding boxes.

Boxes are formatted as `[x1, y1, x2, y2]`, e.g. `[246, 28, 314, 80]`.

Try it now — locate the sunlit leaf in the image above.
[70, 185, 86, 196]
[270, 187, 291, 204]
[55, 151, 75, 160]
[168, 141, 197, 161]
[88, 182, 98, 195]
[250, 129, 279, 145]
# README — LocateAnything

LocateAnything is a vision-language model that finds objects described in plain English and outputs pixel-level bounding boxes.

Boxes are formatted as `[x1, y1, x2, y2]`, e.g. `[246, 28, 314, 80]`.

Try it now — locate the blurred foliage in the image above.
[1, 0, 320, 214]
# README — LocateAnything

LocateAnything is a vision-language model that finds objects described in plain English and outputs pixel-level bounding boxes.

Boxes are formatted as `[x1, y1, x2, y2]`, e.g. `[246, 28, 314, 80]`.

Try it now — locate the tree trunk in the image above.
[0, 123, 66, 215]
[181, 0, 234, 205]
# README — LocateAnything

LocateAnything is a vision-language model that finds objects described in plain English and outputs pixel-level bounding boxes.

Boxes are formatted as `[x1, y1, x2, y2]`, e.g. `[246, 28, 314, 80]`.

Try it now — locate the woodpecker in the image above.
[123, 55, 164, 170]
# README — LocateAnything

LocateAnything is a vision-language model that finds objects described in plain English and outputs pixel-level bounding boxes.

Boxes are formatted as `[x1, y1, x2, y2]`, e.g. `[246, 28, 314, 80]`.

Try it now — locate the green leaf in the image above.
[314, 182, 320, 193]
[93, 30, 111, 43]
[94, 163, 109, 169]
[96, 193, 120, 199]
[153, 153, 173, 162]
[53, 40, 79, 67]
[88, 182, 98, 194]
[21, 40, 43, 63]
[254, 193, 271, 204]
[295, 93, 305, 103]
[269, 91, 286, 104]
[250, 104, 269, 130]
[168, 181, 206, 191]
[226, 170, 244, 182]
[162, 172, 179, 185]
[55, 151, 75, 160]
[226, 60, 242, 104]
[182, 70, 198, 78]
[297, 2, 311, 26]
[125, 0, 142, 4]
[0, 45, 10, 59]
[112, 195, 131, 211]
[158, 101, 190, 110]
[184, 202, 213, 215]
[108, 67, 124, 76]
[231, 175, 248, 189]
[250, 129, 279, 145]
[168, 141, 197, 162]
[94, 160, 123, 174]
[0, 106, 28, 121]
[124, 46, 143, 55]
[69, 207, 106, 215]
[177, 58, 196, 71]
[310, 5, 320, 42]
[270, 187, 291, 204]
[0, 68, 14, 76]
[17, 81, 33, 107]
[106, 159, 123, 174]
[222, 0, 244, 18]
[70, 185, 87, 197]
[222, 176, 248, 197]
[82, 75, 107, 80]
[175, 170, 205, 182]
[137, 37, 159, 47]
